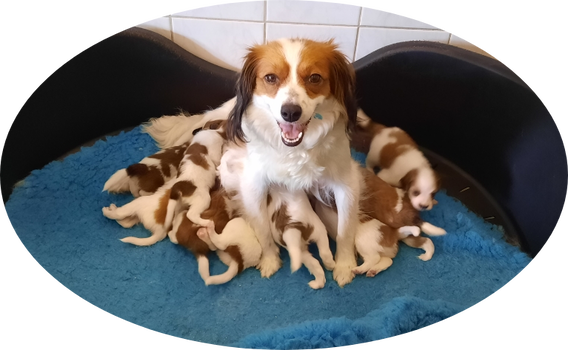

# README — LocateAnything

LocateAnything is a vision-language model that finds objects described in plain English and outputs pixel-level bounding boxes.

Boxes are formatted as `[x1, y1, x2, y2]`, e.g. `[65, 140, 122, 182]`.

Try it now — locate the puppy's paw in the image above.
[418, 252, 433, 261]
[308, 278, 325, 290]
[333, 261, 356, 287]
[196, 227, 208, 240]
[351, 266, 368, 275]
[366, 269, 379, 278]
[257, 254, 282, 278]
[206, 220, 216, 235]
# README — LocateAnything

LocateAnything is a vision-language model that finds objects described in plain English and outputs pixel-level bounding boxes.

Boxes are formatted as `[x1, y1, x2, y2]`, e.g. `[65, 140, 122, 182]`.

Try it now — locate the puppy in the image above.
[353, 109, 440, 211]
[102, 177, 176, 246]
[169, 184, 261, 285]
[314, 161, 445, 277]
[164, 120, 226, 233]
[102, 142, 188, 197]
[267, 186, 335, 289]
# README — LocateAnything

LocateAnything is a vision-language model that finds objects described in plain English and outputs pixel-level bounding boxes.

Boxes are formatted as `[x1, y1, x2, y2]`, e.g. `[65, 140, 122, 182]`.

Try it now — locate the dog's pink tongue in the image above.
[280, 123, 305, 139]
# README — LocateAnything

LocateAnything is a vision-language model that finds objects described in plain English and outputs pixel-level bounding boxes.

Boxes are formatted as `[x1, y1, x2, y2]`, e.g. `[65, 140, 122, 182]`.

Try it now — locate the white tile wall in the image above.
[137, 0, 493, 71]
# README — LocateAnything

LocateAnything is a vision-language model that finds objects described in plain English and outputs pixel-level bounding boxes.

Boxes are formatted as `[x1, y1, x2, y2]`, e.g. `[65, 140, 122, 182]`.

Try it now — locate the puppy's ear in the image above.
[400, 169, 418, 193]
[328, 42, 358, 135]
[227, 49, 258, 143]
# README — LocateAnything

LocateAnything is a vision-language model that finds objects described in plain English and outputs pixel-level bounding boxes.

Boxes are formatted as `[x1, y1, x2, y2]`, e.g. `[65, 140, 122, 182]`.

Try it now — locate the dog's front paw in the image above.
[257, 254, 282, 278]
[333, 261, 356, 287]
[308, 278, 325, 290]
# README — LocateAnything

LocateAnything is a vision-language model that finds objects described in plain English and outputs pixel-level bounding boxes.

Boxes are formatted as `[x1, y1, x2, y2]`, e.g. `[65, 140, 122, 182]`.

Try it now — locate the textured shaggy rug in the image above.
[5, 127, 531, 348]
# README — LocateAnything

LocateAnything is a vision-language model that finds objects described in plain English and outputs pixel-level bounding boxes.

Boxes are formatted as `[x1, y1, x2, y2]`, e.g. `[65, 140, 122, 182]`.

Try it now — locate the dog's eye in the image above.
[411, 190, 420, 197]
[264, 74, 278, 84]
[308, 74, 322, 84]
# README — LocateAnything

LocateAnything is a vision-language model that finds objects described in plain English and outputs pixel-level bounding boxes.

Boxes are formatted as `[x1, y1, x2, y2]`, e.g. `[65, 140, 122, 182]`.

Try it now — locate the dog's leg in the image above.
[331, 182, 359, 287]
[186, 190, 214, 233]
[402, 236, 435, 261]
[398, 225, 421, 237]
[311, 218, 335, 271]
[281, 228, 303, 273]
[420, 222, 446, 236]
[241, 173, 281, 278]
[196, 227, 218, 251]
[196, 254, 210, 282]
[353, 222, 382, 275]
[366, 257, 393, 277]
[301, 249, 326, 290]
[102, 202, 139, 225]
[168, 211, 187, 244]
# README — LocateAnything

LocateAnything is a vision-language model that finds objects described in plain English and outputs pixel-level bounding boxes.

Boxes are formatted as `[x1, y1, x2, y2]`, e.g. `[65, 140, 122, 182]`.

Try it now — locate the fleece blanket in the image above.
[5, 127, 531, 348]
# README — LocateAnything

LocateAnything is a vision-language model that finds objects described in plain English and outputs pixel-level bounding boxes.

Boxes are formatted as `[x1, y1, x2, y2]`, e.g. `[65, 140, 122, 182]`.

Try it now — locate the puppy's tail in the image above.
[142, 113, 205, 149]
[103, 168, 130, 193]
[420, 222, 446, 236]
[120, 229, 168, 246]
[205, 260, 239, 285]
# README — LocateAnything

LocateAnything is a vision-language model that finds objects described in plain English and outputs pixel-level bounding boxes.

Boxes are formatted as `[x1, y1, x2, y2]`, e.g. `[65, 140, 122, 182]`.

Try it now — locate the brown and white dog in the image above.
[267, 186, 335, 289]
[169, 184, 261, 285]
[314, 161, 445, 277]
[352, 109, 440, 211]
[144, 38, 360, 286]
[223, 38, 360, 286]
[164, 120, 226, 233]
[102, 142, 188, 197]
[102, 177, 176, 246]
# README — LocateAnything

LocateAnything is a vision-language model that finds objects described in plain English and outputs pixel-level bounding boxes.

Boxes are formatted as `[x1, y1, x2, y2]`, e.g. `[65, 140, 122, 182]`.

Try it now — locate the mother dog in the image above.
[146, 38, 359, 286]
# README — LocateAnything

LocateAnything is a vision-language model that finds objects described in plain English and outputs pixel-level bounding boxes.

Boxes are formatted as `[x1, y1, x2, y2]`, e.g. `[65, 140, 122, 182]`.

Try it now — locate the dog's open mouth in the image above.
[277, 120, 310, 147]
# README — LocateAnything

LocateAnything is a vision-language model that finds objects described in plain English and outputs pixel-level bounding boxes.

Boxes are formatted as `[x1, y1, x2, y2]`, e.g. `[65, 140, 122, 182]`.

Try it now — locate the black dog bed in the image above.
[3, 27, 564, 257]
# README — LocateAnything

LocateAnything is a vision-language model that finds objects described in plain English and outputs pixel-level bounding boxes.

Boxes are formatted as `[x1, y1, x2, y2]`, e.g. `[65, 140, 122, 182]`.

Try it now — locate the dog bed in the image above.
[2, 28, 564, 348]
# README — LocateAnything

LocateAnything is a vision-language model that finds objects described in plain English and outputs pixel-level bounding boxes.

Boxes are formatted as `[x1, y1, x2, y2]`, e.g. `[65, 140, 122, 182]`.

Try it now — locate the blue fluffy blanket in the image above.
[5, 127, 530, 348]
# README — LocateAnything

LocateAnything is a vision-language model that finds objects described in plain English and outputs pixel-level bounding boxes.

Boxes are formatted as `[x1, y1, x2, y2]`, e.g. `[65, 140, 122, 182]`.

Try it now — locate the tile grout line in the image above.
[263, 0, 267, 44]
[168, 15, 174, 42]
[353, 7, 363, 62]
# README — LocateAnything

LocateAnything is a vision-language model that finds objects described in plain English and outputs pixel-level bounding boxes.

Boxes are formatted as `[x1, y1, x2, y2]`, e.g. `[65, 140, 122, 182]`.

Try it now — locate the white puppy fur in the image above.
[102, 177, 176, 246]
[268, 185, 335, 289]
[164, 127, 225, 233]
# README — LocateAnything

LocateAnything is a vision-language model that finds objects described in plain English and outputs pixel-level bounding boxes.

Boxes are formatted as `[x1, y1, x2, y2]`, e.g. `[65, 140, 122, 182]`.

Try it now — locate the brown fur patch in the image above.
[248, 41, 290, 98]
[296, 40, 335, 99]
[175, 215, 210, 257]
[126, 164, 164, 194]
[350, 120, 387, 154]
[358, 167, 422, 228]
[377, 224, 400, 254]
[154, 189, 171, 225]
[224, 245, 245, 273]
[379, 128, 418, 170]
[399, 169, 419, 193]
[200, 188, 231, 233]
[170, 180, 197, 201]
[148, 142, 189, 178]
[183, 143, 210, 171]
[271, 203, 313, 246]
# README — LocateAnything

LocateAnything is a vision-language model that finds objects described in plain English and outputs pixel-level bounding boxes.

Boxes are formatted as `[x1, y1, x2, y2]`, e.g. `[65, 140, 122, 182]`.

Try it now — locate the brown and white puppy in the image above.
[352, 109, 440, 211]
[102, 177, 176, 246]
[314, 161, 445, 277]
[169, 184, 261, 286]
[267, 186, 335, 289]
[164, 120, 227, 233]
[102, 142, 188, 197]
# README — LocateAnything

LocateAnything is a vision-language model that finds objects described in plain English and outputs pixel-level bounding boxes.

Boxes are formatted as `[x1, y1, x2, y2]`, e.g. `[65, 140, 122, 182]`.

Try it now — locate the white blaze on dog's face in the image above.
[229, 38, 355, 148]
[403, 168, 440, 211]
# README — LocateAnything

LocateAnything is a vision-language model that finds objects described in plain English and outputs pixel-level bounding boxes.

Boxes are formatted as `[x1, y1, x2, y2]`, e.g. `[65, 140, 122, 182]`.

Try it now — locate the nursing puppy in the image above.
[102, 177, 176, 246]
[164, 120, 226, 233]
[353, 109, 440, 211]
[224, 38, 360, 286]
[169, 184, 261, 286]
[267, 186, 335, 289]
[102, 142, 189, 197]
[314, 162, 445, 276]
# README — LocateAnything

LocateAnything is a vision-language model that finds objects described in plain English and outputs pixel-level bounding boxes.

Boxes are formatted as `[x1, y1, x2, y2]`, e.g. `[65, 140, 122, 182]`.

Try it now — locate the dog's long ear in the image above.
[227, 49, 258, 143]
[328, 43, 358, 135]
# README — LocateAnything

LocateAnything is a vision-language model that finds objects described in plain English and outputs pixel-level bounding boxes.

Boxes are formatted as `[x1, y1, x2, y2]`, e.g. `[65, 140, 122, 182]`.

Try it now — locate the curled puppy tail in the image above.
[205, 259, 239, 285]
[120, 228, 167, 246]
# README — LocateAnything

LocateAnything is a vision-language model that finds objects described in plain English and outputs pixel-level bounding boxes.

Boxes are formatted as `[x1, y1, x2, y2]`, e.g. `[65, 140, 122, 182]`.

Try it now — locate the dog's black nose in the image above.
[420, 204, 429, 210]
[281, 104, 303, 122]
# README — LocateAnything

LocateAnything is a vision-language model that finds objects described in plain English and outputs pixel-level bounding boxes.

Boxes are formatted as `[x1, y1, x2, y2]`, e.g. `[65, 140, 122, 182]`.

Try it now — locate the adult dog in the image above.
[224, 38, 359, 286]
[145, 38, 359, 286]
